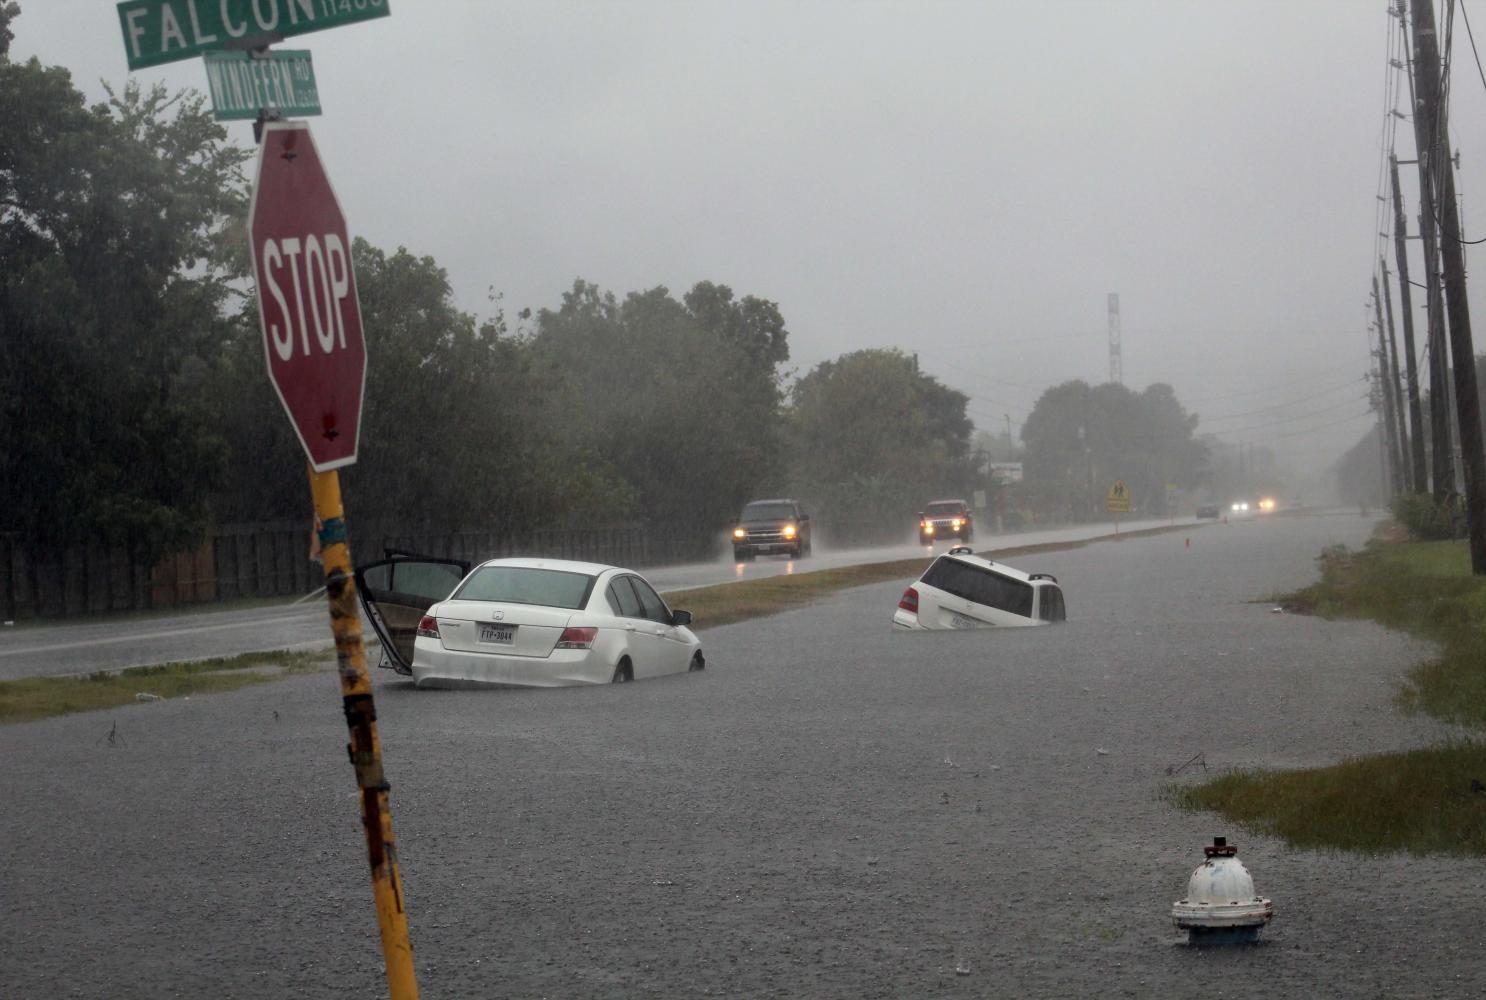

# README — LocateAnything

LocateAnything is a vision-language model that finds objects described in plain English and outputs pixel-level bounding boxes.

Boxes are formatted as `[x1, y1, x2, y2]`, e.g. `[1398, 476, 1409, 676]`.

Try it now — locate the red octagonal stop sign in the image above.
[249, 120, 367, 472]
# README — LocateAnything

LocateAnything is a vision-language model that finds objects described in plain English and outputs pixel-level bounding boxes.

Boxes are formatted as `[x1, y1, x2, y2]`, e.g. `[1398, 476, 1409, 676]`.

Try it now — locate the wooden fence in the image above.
[0, 521, 720, 622]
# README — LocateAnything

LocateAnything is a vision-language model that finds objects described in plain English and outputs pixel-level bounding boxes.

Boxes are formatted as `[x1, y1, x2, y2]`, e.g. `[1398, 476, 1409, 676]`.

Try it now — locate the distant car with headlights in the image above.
[1196, 503, 1221, 519]
[894, 546, 1065, 630]
[918, 498, 974, 545]
[355, 554, 703, 688]
[732, 498, 812, 560]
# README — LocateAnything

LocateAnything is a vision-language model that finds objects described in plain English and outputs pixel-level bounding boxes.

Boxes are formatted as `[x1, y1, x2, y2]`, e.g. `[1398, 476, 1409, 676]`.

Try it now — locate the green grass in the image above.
[1174, 535, 1486, 856]
[0, 649, 333, 725]
[1167, 744, 1486, 858]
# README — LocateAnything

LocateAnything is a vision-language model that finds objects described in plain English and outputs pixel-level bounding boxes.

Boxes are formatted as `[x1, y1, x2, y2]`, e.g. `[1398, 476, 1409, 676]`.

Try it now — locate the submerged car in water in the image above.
[356, 554, 703, 687]
[893, 546, 1065, 629]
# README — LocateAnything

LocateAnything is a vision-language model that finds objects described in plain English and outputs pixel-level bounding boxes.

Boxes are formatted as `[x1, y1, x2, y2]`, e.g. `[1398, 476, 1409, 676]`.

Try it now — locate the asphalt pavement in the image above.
[6, 510, 1481, 998]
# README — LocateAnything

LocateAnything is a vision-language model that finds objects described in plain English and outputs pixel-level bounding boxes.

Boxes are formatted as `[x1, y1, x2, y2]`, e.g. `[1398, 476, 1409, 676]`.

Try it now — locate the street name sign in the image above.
[204, 50, 320, 120]
[1106, 480, 1131, 513]
[118, 0, 390, 70]
[249, 121, 366, 471]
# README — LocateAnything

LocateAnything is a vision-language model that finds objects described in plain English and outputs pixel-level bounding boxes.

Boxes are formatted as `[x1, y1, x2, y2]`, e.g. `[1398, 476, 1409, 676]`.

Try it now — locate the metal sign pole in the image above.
[309, 467, 420, 1000]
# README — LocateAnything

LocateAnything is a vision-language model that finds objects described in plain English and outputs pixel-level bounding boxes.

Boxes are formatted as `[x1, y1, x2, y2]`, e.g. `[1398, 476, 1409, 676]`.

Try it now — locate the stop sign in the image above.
[249, 120, 366, 472]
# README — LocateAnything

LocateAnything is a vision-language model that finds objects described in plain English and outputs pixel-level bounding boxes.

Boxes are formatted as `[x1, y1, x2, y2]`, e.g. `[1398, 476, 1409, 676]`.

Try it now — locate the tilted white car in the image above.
[893, 546, 1066, 629]
[356, 555, 704, 688]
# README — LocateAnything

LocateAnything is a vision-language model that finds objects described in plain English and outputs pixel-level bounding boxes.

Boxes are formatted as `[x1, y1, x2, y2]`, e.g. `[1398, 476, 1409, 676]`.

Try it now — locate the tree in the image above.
[787, 349, 972, 532]
[1021, 380, 1206, 519]
[0, 14, 250, 560]
[531, 279, 792, 541]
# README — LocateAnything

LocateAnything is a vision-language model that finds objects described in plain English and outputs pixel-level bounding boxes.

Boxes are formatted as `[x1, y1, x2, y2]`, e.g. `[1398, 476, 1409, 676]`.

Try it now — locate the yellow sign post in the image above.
[1106, 479, 1131, 533]
[310, 467, 420, 1000]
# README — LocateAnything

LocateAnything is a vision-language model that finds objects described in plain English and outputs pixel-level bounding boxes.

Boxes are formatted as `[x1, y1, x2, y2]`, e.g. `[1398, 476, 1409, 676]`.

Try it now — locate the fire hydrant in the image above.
[1171, 836, 1274, 945]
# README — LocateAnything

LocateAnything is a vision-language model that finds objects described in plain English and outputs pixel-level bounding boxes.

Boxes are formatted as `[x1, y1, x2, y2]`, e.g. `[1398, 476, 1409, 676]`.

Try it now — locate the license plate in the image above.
[949, 613, 980, 629]
[478, 623, 516, 644]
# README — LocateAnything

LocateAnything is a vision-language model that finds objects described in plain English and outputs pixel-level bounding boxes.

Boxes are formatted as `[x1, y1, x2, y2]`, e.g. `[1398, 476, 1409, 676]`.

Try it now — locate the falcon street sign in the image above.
[249, 121, 366, 471]
[117, 0, 390, 70]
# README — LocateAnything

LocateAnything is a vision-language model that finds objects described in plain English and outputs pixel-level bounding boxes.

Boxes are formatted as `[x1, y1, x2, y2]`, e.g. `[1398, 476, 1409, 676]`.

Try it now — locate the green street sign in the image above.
[204, 50, 320, 120]
[117, 0, 390, 71]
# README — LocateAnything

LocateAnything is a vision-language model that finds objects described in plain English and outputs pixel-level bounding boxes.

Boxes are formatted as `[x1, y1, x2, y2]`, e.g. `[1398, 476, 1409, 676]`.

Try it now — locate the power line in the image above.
[1197, 377, 1369, 423]
[1200, 394, 1372, 437]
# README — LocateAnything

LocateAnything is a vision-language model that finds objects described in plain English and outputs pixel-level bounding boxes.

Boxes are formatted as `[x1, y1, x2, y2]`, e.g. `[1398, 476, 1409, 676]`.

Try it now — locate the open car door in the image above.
[355, 552, 471, 675]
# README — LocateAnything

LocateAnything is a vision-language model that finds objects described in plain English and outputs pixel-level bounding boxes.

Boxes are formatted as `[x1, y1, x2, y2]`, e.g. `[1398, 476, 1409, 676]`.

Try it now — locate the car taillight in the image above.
[898, 586, 919, 613]
[556, 626, 597, 649]
[416, 615, 440, 638]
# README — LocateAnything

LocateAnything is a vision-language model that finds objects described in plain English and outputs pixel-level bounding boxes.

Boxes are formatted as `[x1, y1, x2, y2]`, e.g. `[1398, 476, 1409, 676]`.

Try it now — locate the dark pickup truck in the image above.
[732, 499, 812, 560]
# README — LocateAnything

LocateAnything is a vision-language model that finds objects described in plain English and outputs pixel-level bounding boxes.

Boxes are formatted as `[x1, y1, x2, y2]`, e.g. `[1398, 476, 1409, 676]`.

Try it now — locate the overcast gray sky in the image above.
[17, 1, 1486, 490]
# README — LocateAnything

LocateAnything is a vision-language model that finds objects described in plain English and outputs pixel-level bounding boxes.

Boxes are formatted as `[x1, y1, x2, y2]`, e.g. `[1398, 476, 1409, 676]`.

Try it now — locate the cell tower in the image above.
[1107, 292, 1123, 385]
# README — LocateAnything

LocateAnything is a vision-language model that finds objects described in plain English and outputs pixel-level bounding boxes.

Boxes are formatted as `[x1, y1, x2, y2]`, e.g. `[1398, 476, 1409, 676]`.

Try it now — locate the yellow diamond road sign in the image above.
[1106, 480, 1131, 513]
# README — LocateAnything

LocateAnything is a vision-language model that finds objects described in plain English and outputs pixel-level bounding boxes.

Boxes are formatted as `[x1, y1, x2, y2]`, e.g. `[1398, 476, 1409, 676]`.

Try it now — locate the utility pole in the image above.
[1379, 259, 1413, 491]
[1411, 0, 1486, 572]
[1389, 153, 1429, 491]
[1371, 282, 1403, 497]
[1400, 4, 1457, 499]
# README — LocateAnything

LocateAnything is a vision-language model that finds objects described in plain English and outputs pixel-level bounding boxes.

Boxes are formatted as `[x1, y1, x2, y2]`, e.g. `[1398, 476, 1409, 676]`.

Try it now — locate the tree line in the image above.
[1, 10, 1213, 566]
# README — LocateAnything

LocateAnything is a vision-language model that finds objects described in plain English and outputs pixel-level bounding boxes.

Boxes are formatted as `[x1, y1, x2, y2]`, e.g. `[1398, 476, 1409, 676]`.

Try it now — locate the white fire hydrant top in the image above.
[1171, 837, 1274, 930]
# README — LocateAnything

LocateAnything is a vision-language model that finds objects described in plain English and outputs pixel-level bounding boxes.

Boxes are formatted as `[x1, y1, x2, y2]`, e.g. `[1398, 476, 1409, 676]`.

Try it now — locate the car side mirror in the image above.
[671, 609, 693, 627]
[916, 511, 924, 518]
[799, 513, 809, 522]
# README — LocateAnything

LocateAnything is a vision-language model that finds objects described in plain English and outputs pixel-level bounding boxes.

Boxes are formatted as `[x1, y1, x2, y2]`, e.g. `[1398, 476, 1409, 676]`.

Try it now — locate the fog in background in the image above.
[20, 1, 1486, 498]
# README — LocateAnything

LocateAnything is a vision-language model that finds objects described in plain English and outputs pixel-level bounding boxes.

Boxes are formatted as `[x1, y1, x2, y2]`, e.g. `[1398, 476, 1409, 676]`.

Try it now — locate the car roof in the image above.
[933, 550, 1046, 585]
[743, 498, 799, 505]
[925, 498, 970, 506]
[471, 557, 619, 576]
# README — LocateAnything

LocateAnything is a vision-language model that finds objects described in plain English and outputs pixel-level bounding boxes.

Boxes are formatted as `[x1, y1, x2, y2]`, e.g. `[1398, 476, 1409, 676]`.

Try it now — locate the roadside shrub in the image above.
[1391, 492, 1464, 541]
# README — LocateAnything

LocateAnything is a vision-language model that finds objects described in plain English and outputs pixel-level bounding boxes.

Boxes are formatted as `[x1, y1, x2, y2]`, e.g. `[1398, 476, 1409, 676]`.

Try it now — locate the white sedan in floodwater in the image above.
[356, 555, 704, 688]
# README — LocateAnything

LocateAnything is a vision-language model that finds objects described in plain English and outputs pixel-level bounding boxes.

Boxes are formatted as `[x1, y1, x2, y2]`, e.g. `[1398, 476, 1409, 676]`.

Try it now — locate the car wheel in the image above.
[733, 546, 750, 562]
[790, 544, 802, 559]
[611, 657, 633, 683]
[919, 533, 931, 546]
[688, 652, 705, 672]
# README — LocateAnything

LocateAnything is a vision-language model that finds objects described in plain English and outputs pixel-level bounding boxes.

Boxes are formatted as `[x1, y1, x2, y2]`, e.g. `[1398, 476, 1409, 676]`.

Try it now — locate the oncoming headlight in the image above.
[732, 527, 746, 539]
[782, 523, 797, 538]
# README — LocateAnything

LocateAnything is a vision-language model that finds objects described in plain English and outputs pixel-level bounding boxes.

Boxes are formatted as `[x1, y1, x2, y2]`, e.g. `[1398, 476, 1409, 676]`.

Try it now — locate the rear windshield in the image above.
[452, 566, 596, 609]
[741, 502, 797, 521]
[925, 501, 966, 516]
[921, 556, 1034, 618]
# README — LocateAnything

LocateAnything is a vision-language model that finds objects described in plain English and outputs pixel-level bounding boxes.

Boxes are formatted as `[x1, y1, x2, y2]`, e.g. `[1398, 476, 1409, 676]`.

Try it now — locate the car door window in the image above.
[607, 577, 645, 618]
[628, 576, 673, 624]
[362, 559, 465, 603]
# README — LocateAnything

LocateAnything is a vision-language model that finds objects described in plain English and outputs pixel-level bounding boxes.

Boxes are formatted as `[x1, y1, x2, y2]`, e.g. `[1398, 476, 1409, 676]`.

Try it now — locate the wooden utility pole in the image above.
[1372, 279, 1404, 497]
[1389, 154, 1429, 491]
[1400, 7, 1457, 499]
[1379, 259, 1413, 491]
[1411, 0, 1486, 572]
